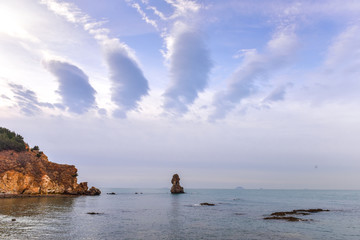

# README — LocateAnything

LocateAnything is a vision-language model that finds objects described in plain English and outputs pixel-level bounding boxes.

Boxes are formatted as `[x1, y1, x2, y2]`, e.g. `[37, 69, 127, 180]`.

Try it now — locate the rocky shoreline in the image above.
[0, 127, 101, 196]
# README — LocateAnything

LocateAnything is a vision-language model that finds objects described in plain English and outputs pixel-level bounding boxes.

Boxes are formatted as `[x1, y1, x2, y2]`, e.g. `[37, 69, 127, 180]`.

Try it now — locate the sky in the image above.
[1, 0, 360, 189]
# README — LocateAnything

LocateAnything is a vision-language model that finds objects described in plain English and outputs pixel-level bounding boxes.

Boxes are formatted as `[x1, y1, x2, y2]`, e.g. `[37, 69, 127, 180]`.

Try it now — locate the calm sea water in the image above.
[0, 189, 359, 240]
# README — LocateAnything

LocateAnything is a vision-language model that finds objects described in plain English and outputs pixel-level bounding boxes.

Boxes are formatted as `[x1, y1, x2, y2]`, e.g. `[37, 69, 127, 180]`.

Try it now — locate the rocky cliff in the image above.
[0, 149, 100, 195]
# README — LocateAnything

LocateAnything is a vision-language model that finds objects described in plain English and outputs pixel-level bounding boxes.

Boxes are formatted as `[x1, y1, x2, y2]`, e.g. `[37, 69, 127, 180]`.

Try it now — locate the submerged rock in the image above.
[270, 209, 329, 216]
[107, 192, 116, 195]
[170, 174, 184, 194]
[264, 216, 310, 222]
[264, 208, 330, 222]
[200, 202, 215, 206]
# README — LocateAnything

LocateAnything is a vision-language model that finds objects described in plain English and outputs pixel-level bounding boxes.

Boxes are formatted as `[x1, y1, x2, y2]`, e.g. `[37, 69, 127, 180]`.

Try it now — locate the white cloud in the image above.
[295, 22, 360, 104]
[162, 22, 212, 114]
[39, 0, 89, 24]
[165, 0, 201, 19]
[102, 39, 149, 118]
[44, 60, 96, 114]
[324, 24, 360, 72]
[128, 0, 212, 116]
[41, 0, 150, 118]
[210, 25, 298, 120]
[131, 2, 159, 29]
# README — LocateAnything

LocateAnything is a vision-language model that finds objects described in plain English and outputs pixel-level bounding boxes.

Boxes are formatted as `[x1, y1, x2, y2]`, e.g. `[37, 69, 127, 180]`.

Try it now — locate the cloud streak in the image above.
[210, 26, 298, 120]
[44, 60, 96, 114]
[9, 83, 53, 116]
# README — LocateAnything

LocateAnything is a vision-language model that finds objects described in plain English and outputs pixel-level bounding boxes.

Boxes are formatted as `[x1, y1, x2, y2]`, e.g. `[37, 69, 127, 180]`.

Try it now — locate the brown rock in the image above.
[264, 208, 330, 222]
[87, 186, 101, 196]
[170, 173, 184, 194]
[200, 202, 215, 206]
[264, 216, 310, 222]
[0, 150, 100, 196]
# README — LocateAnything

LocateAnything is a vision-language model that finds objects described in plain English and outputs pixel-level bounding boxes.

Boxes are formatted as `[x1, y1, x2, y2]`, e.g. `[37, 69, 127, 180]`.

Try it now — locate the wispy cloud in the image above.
[1, 94, 10, 100]
[9, 83, 53, 116]
[262, 83, 293, 105]
[210, 25, 298, 120]
[130, 2, 159, 30]
[302, 23, 360, 102]
[164, 0, 201, 19]
[323, 24, 360, 73]
[40, 0, 150, 118]
[44, 60, 96, 114]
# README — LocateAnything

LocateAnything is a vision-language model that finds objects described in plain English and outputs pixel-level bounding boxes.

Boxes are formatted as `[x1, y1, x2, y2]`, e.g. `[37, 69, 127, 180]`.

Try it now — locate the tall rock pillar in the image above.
[170, 173, 184, 194]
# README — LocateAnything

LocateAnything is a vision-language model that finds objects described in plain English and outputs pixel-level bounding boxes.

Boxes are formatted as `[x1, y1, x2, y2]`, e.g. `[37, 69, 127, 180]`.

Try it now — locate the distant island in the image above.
[0, 127, 100, 196]
[235, 186, 245, 190]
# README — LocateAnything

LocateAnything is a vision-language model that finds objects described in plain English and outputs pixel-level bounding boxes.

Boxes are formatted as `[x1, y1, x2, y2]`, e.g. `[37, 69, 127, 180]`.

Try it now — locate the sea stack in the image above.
[170, 173, 184, 194]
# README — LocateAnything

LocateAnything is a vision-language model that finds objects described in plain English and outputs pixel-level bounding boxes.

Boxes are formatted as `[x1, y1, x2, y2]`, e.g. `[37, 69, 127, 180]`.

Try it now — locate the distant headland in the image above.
[0, 127, 100, 196]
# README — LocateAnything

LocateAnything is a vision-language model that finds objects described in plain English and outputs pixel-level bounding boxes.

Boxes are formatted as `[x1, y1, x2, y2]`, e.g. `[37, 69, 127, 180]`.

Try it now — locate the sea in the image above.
[0, 189, 359, 240]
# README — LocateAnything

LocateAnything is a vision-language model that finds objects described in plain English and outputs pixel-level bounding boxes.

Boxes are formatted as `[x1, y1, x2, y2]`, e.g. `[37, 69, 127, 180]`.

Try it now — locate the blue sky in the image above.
[1, 0, 360, 189]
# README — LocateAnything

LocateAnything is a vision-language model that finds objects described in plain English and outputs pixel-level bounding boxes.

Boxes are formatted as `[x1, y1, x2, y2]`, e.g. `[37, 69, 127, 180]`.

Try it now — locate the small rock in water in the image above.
[86, 186, 101, 196]
[200, 202, 215, 206]
[135, 192, 138, 194]
[11, 219, 16, 221]
[107, 192, 116, 195]
[264, 208, 330, 222]
[87, 212, 102, 215]
[264, 216, 310, 222]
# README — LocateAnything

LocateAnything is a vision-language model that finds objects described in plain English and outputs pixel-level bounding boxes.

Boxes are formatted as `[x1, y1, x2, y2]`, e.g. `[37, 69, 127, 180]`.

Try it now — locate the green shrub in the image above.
[31, 146, 39, 151]
[0, 127, 27, 152]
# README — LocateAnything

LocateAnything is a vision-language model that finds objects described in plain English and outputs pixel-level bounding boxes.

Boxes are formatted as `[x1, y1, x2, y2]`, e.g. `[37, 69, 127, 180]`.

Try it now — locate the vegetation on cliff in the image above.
[0, 127, 27, 152]
[0, 127, 101, 195]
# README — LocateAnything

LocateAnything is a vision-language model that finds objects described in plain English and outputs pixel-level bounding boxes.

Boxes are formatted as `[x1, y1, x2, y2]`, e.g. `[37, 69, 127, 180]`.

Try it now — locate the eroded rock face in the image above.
[0, 150, 100, 195]
[170, 173, 184, 194]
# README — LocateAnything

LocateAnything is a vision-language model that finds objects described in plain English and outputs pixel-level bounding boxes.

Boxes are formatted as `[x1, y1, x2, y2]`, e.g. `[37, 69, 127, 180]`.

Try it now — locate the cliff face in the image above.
[0, 150, 100, 195]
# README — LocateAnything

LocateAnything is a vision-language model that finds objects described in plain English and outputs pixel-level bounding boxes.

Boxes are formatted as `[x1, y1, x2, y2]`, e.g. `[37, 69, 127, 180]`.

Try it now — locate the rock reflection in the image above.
[0, 196, 78, 239]
[169, 194, 185, 239]
[0, 196, 76, 217]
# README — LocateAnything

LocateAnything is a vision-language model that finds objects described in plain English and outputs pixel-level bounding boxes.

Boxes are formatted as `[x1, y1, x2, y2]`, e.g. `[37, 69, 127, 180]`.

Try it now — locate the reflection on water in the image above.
[0, 197, 76, 217]
[0, 189, 360, 239]
[0, 196, 76, 239]
[169, 194, 183, 240]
